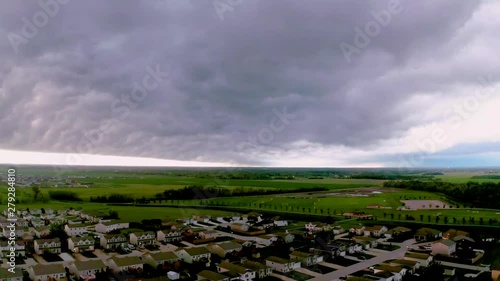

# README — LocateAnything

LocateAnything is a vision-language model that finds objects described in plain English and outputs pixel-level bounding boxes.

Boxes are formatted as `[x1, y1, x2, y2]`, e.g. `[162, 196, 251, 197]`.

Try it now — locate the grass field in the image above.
[435, 172, 500, 183]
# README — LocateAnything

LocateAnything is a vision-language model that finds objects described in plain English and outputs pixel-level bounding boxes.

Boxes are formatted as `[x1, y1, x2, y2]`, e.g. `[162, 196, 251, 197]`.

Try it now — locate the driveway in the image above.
[309, 239, 416, 281]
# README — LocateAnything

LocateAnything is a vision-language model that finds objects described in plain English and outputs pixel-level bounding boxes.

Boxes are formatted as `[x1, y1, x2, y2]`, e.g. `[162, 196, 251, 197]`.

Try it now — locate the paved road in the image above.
[439, 261, 490, 271]
[309, 239, 416, 281]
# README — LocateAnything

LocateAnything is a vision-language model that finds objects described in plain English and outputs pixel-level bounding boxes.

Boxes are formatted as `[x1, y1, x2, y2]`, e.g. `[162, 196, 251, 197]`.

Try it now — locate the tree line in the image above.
[384, 180, 500, 209]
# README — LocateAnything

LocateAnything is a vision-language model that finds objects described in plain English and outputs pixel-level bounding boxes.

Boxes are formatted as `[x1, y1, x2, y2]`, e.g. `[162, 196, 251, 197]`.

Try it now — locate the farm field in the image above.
[17, 201, 237, 223]
[435, 172, 500, 183]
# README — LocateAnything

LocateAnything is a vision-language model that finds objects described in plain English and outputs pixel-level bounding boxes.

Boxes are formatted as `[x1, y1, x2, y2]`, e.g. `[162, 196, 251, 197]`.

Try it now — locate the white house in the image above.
[69, 259, 106, 280]
[241, 260, 273, 279]
[34, 226, 51, 238]
[431, 239, 456, 256]
[217, 261, 256, 281]
[274, 220, 288, 227]
[373, 264, 408, 281]
[64, 223, 89, 237]
[157, 229, 182, 243]
[34, 238, 61, 255]
[100, 234, 128, 250]
[143, 251, 179, 268]
[129, 231, 156, 245]
[175, 246, 211, 264]
[275, 232, 295, 243]
[107, 256, 144, 273]
[27, 263, 66, 281]
[95, 220, 129, 233]
[206, 242, 242, 258]
[404, 252, 433, 267]
[290, 251, 323, 267]
[349, 225, 366, 236]
[0, 240, 25, 257]
[68, 236, 95, 253]
[265, 256, 301, 273]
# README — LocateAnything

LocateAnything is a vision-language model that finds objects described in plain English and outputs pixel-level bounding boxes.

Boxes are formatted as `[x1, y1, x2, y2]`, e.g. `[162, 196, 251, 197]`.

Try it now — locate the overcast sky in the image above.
[1, 0, 499, 168]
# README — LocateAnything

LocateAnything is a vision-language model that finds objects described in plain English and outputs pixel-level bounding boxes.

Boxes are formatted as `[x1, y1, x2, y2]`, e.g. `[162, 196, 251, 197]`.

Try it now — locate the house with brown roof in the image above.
[106, 256, 144, 273]
[100, 234, 127, 250]
[129, 231, 156, 245]
[265, 256, 301, 273]
[414, 228, 442, 242]
[217, 261, 256, 281]
[34, 238, 61, 255]
[27, 263, 66, 281]
[94, 220, 129, 233]
[34, 226, 51, 238]
[68, 236, 95, 253]
[385, 226, 411, 239]
[241, 260, 273, 279]
[0, 240, 25, 257]
[143, 251, 179, 268]
[68, 259, 106, 280]
[443, 229, 469, 240]
[175, 246, 211, 264]
[431, 239, 456, 256]
[404, 252, 433, 267]
[197, 270, 229, 281]
[0, 267, 23, 281]
[206, 242, 242, 258]
[157, 229, 182, 243]
[290, 251, 323, 267]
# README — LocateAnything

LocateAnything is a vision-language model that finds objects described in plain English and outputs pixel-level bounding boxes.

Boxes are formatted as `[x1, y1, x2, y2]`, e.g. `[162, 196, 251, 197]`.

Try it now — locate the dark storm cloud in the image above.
[0, 0, 492, 164]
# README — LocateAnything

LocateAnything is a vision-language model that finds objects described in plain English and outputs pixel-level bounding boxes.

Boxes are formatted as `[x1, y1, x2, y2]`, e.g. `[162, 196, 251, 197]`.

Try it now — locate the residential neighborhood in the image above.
[0, 207, 497, 281]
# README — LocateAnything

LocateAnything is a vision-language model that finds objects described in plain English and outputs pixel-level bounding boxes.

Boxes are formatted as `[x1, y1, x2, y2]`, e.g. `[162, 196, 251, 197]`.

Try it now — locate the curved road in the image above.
[309, 239, 416, 281]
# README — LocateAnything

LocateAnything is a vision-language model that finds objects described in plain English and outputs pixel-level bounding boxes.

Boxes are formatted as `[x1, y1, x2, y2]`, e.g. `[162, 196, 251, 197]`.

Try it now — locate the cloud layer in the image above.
[0, 0, 499, 167]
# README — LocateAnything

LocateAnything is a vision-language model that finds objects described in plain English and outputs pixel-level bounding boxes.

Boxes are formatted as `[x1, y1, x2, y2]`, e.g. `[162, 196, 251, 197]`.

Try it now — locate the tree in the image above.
[462, 217, 466, 224]
[32, 186, 41, 201]
[435, 216, 440, 224]
[420, 214, 424, 221]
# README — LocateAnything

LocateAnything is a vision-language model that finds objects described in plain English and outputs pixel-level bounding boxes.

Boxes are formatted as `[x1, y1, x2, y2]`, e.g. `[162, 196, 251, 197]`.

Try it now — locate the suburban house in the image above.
[431, 239, 456, 256]
[290, 251, 323, 266]
[0, 267, 23, 281]
[30, 218, 45, 228]
[404, 252, 433, 267]
[95, 220, 129, 233]
[353, 236, 378, 248]
[175, 246, 211, 264]
[199, 230, 220, 240]
[129, 231, 156, 245]
[241, 260, 273, 279]
[206, 242, 242, 257]
[107, 256, 144, 273]
[64, 223, 89, 237]
[217, 261, 256, 281]
[0, 240, 25, 257]
[414, 228, 442, 242]
[100, 234, 127, 250]
[34, 226, 51, 238]
[2, 226, 24, 238]
[27, 263, 66, 281]
[373, 264, 408, 281]
[197, 270, 229, 281]
[68, 259, 106, 280]
[369, 225, 388, 237]
[389, 259, 420, 274]
[275, 232, 295, 243]
[385, 227, 412, 239]
[230, 223, 250, 232]
[143, 252, 179, 268]
[157, 229, 182, 243]
[305, 222, 331, 233]
[257, 235, 279, 246]
[443, 229, 469, 240]
[349, 225, 366, 236]
[265, 256, 301, 273]
[34, 238, 61, 255]
[68, 236, 95, 253]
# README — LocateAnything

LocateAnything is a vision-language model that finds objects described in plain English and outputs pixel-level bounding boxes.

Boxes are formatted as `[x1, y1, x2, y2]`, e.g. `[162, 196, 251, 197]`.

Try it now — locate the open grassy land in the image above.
[16, 201, 236, 222]
[436, 172, 500, 183]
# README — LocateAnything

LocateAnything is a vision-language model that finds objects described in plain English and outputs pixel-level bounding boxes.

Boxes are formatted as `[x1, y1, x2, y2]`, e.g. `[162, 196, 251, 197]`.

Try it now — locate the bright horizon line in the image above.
[1, 149, 499, 169]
